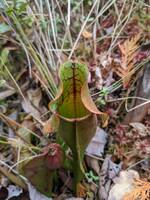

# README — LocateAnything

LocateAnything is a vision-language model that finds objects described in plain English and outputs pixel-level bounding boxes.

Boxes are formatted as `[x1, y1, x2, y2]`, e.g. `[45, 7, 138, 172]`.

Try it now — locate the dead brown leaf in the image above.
[82, 30, 92, 39]
[76, 183, 87, 198]
[43, 115, 60, 135]
[99, 155, 122, 200]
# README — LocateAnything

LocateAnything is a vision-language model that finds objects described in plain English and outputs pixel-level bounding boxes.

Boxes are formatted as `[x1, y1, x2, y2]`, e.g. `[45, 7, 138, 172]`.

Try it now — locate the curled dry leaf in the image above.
[21, 87, 46, 120]
[99, 155, 122, 200]
[76, 183, 87, 198]
[108, 170, 139, 200]
[43, 115, 60, 135]
[17, 118, 35, 143]
[82, 29, 92, 39]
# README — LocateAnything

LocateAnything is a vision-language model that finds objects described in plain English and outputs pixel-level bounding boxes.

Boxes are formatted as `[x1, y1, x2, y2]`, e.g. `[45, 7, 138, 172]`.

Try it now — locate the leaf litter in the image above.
[0, 1, 150, 200]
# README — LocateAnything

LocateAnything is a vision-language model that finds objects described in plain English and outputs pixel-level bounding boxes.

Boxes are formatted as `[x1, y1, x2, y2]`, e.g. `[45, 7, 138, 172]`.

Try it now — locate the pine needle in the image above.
[123, 179, 150, 200]
[114, 33, 141, 88]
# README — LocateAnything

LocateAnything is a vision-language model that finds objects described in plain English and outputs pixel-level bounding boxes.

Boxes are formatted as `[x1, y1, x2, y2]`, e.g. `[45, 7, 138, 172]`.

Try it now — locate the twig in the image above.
[127, 158, 149, 170]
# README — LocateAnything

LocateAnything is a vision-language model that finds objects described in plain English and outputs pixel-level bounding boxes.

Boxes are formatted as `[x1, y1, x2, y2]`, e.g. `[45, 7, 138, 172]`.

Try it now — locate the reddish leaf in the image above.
[22, 143, 63, 197]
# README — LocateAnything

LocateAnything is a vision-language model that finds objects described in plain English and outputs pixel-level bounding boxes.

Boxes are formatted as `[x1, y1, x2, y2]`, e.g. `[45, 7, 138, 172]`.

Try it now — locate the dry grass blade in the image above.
[114, 33, 141, 88]
[123, 179, 150, 200]
[0, 113, 41, 141]
[0, 160, 27, 190]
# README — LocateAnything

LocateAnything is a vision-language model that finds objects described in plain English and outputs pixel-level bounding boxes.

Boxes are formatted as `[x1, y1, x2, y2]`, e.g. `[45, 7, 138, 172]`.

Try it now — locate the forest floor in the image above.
[0, 0, 150, 200]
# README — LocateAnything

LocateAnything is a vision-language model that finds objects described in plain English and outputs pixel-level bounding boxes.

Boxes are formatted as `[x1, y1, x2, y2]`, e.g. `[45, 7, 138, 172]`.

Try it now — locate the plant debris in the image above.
[0, 0, 150, 199]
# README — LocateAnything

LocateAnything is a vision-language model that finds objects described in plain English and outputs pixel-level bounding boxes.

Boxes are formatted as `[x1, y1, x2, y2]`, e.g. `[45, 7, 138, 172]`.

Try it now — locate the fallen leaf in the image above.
[27, 88, 42, 108]
[108, 170, 139, 200]
[124, 18, 141, 37]
[22, 143, 63, 197]
[101, 15, 115, 29]
[76, 183, 87, 198]
[99, 52, 112, 68]
[85, 156, 100, 175]
[99, 155, 122, 200]
[43, 115, 60, 135]
[22, 98, 41, 120]
[28, 183, 52, 200]
[0, 103, 7, 113]
[82, 30, 92, 39]
[95, 67, 103, 90]
[8, 191, 30, 200]
[130, 122, 149, 136]
[7, 185, 22, 199]
[123, 62, 150, 123]
[86, 127, 107, 157]
[21, 87, 46, 121]
[17, 118, 35, 143]
[0, 89, 16, 100]
[105, 26, 114, 34]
